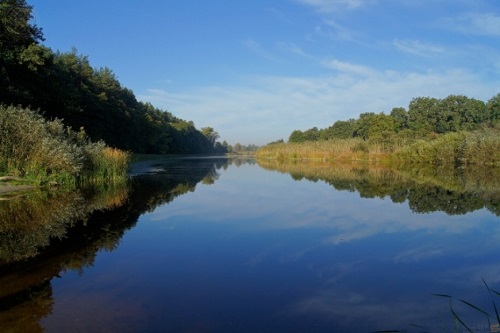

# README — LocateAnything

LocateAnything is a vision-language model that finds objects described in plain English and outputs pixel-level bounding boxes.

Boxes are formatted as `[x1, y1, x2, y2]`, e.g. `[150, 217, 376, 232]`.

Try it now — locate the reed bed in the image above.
[0, 105, 130, 185]
[257, 127, 500, 167]
[256, 138, 392, 164]
[79, 144, 131, 183]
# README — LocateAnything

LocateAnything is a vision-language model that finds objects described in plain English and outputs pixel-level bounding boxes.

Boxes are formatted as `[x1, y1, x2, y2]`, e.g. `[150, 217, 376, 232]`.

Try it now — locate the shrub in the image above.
[0, 105, 130, 184]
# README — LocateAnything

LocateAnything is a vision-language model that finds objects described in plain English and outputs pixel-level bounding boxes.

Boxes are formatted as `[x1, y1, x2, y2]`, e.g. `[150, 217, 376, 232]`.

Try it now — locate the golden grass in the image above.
[257, 127, 500, 167]
[256, 139, 392, 164]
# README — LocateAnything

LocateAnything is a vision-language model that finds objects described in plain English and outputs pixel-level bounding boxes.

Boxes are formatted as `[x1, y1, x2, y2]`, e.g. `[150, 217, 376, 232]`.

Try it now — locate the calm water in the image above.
[1, 156, 499, 332]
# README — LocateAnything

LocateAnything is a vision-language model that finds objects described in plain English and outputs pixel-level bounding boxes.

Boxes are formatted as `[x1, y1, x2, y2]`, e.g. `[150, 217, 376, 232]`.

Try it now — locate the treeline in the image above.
[258, 93, 500, 166]
[0, 0, 227, 155]
[229, 143, 259, 154]
[288, 94, 499, 143]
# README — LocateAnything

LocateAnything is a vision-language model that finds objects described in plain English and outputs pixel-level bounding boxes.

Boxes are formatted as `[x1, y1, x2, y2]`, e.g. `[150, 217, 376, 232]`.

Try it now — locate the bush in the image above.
[0, 105, 130, 184]
[392, 127, 499, 166]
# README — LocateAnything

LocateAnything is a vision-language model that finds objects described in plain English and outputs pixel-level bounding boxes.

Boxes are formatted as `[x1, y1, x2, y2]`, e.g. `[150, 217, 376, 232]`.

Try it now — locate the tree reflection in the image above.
[0, 156, 230, 332]
[257, 160, 499, 216]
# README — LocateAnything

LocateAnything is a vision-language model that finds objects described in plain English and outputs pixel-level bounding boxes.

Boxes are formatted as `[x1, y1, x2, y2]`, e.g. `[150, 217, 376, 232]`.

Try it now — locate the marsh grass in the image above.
[78, 145, 130, 183]
[257, 126, 499, 167]
[255, 138, 392, 164]
[0, 105, 130, 185]
[391, 127, 499, 167]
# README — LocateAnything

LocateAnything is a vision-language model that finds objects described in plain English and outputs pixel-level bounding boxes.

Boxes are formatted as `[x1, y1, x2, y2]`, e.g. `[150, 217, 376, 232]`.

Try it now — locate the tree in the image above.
[201, 127, 219, 147]
[289, 130, 305, 143]
[486, 93, 500, 124]
[0, 0, 43, 54]
[434, 95, 487, 133]
[390, 107, 409, 132]
[0, 1, 228, 156]
[408, 97, 440, 134]
[353, 112, 395, 140]
[303, 127, 319, 141]
[322, 119, 355, 139]
[0, 0, 47, 104]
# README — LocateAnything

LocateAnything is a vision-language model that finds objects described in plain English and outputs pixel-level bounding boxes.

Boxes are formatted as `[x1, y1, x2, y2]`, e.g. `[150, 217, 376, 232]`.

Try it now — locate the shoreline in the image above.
[0, 184, 36, 196]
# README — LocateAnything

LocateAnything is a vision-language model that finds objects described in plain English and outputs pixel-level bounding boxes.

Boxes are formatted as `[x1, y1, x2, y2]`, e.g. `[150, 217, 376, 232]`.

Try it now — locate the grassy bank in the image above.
[256, 138, 390, 164]
[256, 126, 500, 167]
[0, 105, 130, 185]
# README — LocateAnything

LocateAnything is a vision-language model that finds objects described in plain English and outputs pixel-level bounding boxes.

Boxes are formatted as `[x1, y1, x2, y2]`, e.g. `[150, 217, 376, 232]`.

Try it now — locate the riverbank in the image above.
[0, 184, 36, 195]
[256, 126, 500, 167]
[0, 176, 37, 197]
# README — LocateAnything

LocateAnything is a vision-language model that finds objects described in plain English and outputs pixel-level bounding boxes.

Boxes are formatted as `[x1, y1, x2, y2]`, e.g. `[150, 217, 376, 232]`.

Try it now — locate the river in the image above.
[0, 156, 499, 332]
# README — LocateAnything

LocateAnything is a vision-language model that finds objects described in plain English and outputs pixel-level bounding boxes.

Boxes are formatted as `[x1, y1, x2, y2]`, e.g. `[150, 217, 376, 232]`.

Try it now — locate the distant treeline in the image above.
[258, 93, 500, 166]
[0, 0, 228, 155]
[287, 94, 499, 143]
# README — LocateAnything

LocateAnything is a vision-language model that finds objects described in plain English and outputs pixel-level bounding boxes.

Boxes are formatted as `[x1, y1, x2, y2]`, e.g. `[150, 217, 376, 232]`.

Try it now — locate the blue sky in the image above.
[31, 0, 500, 145]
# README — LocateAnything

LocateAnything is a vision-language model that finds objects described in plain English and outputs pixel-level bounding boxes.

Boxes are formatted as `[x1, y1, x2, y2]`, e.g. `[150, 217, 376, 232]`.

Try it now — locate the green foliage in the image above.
[289, 127, 320, 142]
[354, 112, 395, 140]
[390, 107, 409, 132]
[487, 93, 500, 124]
[277, 92, 499, 167]
[258, 124, 499, 167]
[322, 119, 355, 139]
[231, 143, 259, 154]
[0, 105, 130, 184]
[408, 96, 440, 133]
[392, 126, 500, 167]
[0, 1, 226, 156]
[286, 92, 497, 151]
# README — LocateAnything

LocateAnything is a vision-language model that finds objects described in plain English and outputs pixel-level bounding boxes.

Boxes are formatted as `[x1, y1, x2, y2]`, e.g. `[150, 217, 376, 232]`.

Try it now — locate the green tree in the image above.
[201, 127, 220, 147]
[353, 112, 394, 140]
[408, 97, 440, 134]
[353, 112, 376, 139]
[289, 130, 305, 142]
[486, 93, 500, 124]
[434, 95, 487, 133]
[0, 1, 228, 156]
[322, 119, 355, 139]
[0, 0, 47, 104]
[390, 107, 409, 132]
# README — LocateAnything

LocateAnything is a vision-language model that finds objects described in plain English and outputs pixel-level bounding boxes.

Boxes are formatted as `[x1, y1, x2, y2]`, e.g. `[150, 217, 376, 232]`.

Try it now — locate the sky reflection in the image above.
[41, 160, 500, 332]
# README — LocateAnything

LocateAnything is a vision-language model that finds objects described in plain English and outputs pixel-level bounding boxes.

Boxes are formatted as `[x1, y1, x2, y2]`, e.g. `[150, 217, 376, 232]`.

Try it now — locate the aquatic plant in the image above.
[374, 278, 500, 333]
[256, 126, 499, 167]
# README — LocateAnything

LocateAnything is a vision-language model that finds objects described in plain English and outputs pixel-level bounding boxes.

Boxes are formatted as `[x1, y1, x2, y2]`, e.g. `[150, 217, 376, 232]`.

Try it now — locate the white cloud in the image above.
[138, 68, 496, 145]
[321, 58, 377, 76]
[295, 0, 371, 11]
[317, 19, 358, 41]
[443, 13, 500, 37]
[393, 39, 445, 57]
[242, 38, 277, 61]
[277, 42, 313, 58]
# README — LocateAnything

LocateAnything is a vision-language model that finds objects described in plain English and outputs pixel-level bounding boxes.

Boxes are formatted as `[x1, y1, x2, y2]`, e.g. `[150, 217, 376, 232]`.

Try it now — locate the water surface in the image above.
[1, 157, 499, 332]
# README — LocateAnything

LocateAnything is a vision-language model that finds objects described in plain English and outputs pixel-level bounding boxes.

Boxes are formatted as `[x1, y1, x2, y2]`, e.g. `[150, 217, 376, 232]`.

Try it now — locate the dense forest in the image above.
[0, 0, 228, 155]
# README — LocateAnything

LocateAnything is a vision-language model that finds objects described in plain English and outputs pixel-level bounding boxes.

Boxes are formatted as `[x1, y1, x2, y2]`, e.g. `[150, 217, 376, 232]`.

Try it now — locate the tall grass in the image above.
[255, 138, 392, 164]
[79, 144, 130, 183]
[256, 126, 499, 167]
[392, 127, 500, 167]
[0, 105, 130, 184]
